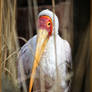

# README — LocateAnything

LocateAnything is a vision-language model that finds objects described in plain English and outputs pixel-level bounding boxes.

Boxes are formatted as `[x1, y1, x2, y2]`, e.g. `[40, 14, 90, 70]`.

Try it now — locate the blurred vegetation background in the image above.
[1, 0, 90, 92]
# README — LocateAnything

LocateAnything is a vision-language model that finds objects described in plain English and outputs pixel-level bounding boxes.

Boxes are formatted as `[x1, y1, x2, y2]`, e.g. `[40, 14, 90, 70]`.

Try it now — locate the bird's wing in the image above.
[17, 35, 37, 86]
[63, 40, 72, 92]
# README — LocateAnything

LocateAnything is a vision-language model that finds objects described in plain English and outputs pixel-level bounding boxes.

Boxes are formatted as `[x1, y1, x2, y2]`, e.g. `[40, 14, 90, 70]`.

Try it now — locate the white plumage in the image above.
[18, 9, 72, 92]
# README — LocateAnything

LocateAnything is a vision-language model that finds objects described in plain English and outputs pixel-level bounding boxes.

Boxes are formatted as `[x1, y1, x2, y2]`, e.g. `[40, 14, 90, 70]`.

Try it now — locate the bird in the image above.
[17, 9, 72, 92]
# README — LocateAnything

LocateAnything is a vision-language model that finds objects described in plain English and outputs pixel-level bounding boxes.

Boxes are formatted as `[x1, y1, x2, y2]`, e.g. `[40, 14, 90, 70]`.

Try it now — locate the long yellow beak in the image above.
[29, 29, 49, 92]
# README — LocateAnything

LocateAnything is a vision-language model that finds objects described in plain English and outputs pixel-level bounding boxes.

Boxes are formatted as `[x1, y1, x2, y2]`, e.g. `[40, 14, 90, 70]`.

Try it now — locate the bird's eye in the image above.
[47, 22, 51, 27]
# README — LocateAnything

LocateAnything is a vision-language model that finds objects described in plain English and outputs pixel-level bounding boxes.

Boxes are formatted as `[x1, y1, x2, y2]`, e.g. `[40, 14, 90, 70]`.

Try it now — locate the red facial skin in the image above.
[38, 16, 53, 36]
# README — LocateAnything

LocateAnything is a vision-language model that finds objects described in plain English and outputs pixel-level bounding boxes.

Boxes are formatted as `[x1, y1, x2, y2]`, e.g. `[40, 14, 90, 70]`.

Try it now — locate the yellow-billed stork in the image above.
[17, 9, 72, 92]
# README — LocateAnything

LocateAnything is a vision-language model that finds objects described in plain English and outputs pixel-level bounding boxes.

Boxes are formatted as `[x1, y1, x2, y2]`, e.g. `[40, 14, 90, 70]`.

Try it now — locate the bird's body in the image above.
[17, 9, 72, 92]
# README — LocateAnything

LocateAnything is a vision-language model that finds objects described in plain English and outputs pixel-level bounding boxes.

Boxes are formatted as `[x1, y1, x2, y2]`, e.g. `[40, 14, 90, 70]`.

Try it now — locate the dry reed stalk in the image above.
[0, 0, 1, 91]
[33, 0, 38, 34]
[90, 1, 92, 91]
[18, 36, 28, 43]
[52, 0, 60, 91]
[28, 0, 33, 37]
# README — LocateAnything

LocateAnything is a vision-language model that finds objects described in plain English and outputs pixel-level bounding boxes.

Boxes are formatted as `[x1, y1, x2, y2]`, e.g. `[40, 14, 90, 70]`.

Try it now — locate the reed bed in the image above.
[1, 0, 20, 91]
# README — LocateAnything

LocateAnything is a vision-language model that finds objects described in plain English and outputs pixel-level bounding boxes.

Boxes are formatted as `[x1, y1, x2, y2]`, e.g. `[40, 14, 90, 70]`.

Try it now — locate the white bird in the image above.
[17, 9, 72, 92]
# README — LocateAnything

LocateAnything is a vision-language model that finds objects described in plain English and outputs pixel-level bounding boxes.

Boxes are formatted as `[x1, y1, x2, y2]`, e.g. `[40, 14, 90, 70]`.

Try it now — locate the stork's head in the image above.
[38, 9, 59, 36]
[38, 15, 53, 36]
[29, 9, 59, 92]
